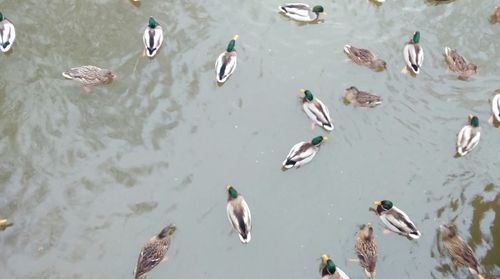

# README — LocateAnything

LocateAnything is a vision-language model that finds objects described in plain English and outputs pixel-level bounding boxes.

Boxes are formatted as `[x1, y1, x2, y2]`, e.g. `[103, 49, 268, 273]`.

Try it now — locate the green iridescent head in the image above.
[471, 116, 479, 127]
[148, 17, 157, 28]
[0, 13, 3, 22]
[226, 35, 239, 52]
[326, 259, 336, 274]
[376, 200, 393, 210]
[412, 31, 420, 44]
[302, 89, 314, 101]
[312, 5, 325, 13]
[311, 136, 327, 145]
[226, 185, 238, 199]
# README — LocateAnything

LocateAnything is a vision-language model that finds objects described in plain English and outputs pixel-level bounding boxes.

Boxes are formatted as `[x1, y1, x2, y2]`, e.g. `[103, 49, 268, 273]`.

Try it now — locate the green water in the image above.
[0, 0, 499, 278]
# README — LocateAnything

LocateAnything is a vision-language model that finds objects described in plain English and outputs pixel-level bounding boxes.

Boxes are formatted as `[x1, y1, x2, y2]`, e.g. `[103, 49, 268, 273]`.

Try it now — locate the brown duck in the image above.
[355, 223, 377, 278]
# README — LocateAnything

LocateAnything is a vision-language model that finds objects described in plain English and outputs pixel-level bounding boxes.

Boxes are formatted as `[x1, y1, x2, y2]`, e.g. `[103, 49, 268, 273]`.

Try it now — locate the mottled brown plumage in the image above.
[344, 45, 386, 71]
[62, 65, 115, 87]
[441, 224, 484, 279]
[344, 86, 382, 107]
[444, 47, 477, 79]
[491, 7, 500, 23]
[355, 223, 377, 278]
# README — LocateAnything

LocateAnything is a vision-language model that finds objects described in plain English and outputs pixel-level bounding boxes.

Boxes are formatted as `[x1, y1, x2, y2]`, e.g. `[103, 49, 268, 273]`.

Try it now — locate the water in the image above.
[0, 0, 499, 278]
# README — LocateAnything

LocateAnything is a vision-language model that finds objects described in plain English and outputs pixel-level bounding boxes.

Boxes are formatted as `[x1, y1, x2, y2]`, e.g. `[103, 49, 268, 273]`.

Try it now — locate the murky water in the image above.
[0, 0, 499, 278]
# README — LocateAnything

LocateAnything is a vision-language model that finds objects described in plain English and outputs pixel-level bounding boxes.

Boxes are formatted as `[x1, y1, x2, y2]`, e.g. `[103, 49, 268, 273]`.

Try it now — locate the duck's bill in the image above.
[0, 219, 7, 225]
[374, 201, 381, 206]
[322, 12, 327, 16]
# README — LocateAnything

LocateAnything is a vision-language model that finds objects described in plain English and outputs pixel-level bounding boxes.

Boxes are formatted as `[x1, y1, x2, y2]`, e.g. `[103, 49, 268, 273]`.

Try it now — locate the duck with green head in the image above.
[0, 12, 16, 53]
[282, 136, 327, 169]
[215, 35, 239, 84]
[226, 185, 252, 244]
[374, 200, 421, 239]
[278, 4, 327, 22]
[403, 31, 424, 75]
[319, 254, 350, 279]
[133, 224, 176, 279]
[301, 89, 334, 131]
[457, 114, 480, 156]
[143, 16, 164, 58]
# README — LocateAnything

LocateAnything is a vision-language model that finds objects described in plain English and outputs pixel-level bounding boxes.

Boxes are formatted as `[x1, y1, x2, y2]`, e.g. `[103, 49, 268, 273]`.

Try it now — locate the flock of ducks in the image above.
[0, 2, 498, 279]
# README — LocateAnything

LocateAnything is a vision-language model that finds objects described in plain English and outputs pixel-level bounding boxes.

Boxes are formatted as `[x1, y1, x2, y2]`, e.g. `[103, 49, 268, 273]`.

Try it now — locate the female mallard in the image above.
[226, 185, 252, 244]
[0, 218, 13, 231]
[215, 35, 238, 84]
[355, 223, 377, 278]
[403, 31, 424, 75]
[319, 254, 350, 279]
[343, 45, 386, 71]
[0, 12, 16, 53]
[491, 94, 500, 124]
[133, 224, 176, 279]
[344, 86, 382, 108]
[301, 89, 334, 131]
[374, 200, 421, 239]
[62, 65, 115, 90]
[444, 47, 477, 79]
[143, 17, 163, 58]
[282, 136, 327, 169]
[456, 114, 480, 156]
[491, 7, 500, 23]
[441, 224, 485, 279]
[278, 4, 327, 22]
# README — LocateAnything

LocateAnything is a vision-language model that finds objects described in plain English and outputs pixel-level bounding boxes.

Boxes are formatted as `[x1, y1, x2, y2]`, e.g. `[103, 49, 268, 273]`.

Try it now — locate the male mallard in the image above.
[282, 136, 327, 169]
[343, 45, 386, 71]
[441, 224, 485, 279]
[215, 35, 238, 84]
[491, 94, 500, 124]
[143, 17, 163, 58]
[444, 47, 477, 79]
[344, 86, 382, 108]
[62, 65, 115, 91]
[456, 114, 480, 156]
[301, 89, 334, 131]
[226, 185, 252, 244]
[278, 4, 327, 22]
[374, 200, 421, 239]
[133, 224, 176, 279]
[0, 12, 16, 53]
[403, 31, 424, 75]
[319, 254, 350, 279]
[355, 223, 377, 279]
[491, 7, 500, 23]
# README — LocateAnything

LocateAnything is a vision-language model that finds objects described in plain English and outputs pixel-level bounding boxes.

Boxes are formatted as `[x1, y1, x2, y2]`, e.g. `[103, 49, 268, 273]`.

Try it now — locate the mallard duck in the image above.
[62, 65, 115, 90]
[0, 12, 16, 53]
[319, 254, 350, 279]
[143, 17, 163, 58]
[344, 86, 382, 107]
[444, 47, 477, 79]
[374, 200, 421, 239]
[491, 94, 500, 124]
[0, 219, 13, 231]
[278, 4, 327, 22]
[343, 45, 386, 71]
[441, 224, 485, 279]
[403, 31, 424, 75]
[226, 185, 252, 243]
[456, 114, 480, 156]
[282, 136, 327, 169]
[355, 223, 377, 278]
[301, 89, 334, 131]
[215, 35, 238, 84]
[491, 7, 500, 23]
[133, 224, 176, 279]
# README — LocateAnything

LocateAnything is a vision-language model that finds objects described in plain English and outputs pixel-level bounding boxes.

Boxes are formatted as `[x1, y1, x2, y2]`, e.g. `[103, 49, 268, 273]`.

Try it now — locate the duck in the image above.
[143, 16, 163, 58]
[491, 93, 500, 124]
[355, 223, 377, 278]
[226, 185, 252, 244]
[133, 224, 176, 279]
[0, 219, 13, 231]
[403, 31, 424, 75]
[319, 254, 350, 279]
[301, 89, 334, 131]
[282, 136, 327, 169]
[278, 4, 327, 22]
[491, 7, 500, 23]
[444, 47, 477, 79]
[344, 86, 382, 108]
[374, 200, 421, 239]
[441, 224, 485, 279]
[0, 12, 16, 53]
[62, 65, 115, 91]
[215, 35, 238, 84]
[456, 114, 481, 156]
[343, 45, 386, 71]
